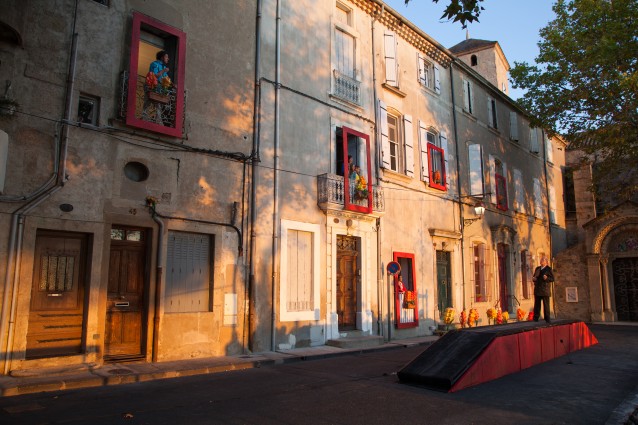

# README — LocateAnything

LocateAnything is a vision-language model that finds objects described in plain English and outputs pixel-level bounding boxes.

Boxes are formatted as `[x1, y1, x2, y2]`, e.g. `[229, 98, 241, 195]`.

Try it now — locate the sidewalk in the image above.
[0, 335, 438, 397]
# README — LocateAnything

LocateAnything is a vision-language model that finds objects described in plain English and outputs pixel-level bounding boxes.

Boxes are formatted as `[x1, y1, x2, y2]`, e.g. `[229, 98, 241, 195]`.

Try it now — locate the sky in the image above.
[382, 0, 557, 100]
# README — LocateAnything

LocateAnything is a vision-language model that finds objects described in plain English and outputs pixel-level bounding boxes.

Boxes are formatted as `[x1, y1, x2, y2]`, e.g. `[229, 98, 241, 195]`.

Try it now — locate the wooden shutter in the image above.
[534, 178, 543, 218]
[510, 111, 519, 141]
[501, 162, 508, 210]
[548, 185, 557, 224]
[434, 65, 441, 94]
[440, 131, 448, 187]
[417, 53, 426, 85]
[287, 229, 313, 312]
[404, 115, 414, 178]
[487, 98, 494, 128]
[488, 154, 497, 204]
[379, 100, 390, 168]
[419, 120, 429, 182]
[462, 78, 470, 112]
[384, 32, 397, 86]
[485, 244, 493, 302]
[545, 133, 554, 164]
[468, 144, 483, 196]
[530, 127, 540, 153]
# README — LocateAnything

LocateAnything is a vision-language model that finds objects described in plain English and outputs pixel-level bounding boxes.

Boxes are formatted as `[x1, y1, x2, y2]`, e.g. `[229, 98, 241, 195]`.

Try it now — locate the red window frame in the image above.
[495, 173, 508, 211]
[427, 143, 446, 191]
[342, 127, 372, 214]
[126, 12, 186, 138]
[393, 252, 418, 329]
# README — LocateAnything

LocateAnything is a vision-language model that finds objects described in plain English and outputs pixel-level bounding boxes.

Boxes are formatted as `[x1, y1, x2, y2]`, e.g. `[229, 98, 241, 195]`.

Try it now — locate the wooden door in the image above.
[336, 236, 358, 330]
[104, 227, 148, 359]
[497, 243, 509, 312]
[26, 231, 88, 359]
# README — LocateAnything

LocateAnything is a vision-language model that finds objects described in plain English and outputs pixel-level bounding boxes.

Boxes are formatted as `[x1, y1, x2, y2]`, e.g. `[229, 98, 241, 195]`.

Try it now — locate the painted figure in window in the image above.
[147, 50, 171, 93]
[144, 50, 172, 125]
[342, 155, 355, 176]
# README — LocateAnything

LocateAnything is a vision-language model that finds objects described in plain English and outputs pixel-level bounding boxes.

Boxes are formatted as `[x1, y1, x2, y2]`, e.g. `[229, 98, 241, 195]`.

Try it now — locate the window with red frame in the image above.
[336, 126, 372, 214]
[126, 12, 186, 138]
[427, 143, 446, 190]
[393, 252, 418, 328]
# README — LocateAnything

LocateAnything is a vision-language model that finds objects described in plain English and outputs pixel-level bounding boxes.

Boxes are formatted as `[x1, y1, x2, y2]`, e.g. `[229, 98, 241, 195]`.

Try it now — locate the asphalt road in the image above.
[1, 324, 636, 425]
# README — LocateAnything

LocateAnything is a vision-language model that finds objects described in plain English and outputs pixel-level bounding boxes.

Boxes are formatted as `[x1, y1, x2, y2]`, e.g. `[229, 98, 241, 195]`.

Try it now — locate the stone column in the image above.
[587, 254, 604, 321]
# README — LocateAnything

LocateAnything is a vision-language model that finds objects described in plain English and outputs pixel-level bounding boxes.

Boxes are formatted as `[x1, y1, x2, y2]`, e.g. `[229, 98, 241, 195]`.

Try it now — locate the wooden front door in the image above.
[104, 226, 148, 359]
[26, 231, 88, 359]
[497, 243, 509, 312]
[436, 250, 452, 315]
[613, 257, 638, 321]
[336, 235, 358, 330]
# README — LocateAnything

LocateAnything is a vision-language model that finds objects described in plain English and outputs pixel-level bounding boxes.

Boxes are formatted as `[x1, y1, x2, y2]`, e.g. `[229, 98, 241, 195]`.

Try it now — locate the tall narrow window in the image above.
[513, 168, 525, 213]
[384, 32, 398, 87]
[387, 113, 401, 172]
[521, 250, 532, 299]
[462, 78, 474, 114]
[509, 111, 519, 141]
[529, 127, 540, 153]
[487, 97, 498, 129]
[534, 178, 544, 219]
[494, 158, 508, 211]
[427, 131, 447, 191]
[471, 55, 478, 66]
[473, 243, 486, 302]
[417, 53, 431, 89]
[468, 144, 484, 197]
[126, 12, 186, 137]
[333, 3, 359, 105]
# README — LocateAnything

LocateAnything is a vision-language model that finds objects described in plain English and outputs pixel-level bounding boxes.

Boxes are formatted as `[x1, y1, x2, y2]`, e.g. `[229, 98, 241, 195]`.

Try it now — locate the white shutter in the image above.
[468, 144, 483, 196]
[530, 128, 539, 153]
[469, 80, 474, 114]
[534, 178, 543, 219]
[419, 120, 429, 182]
[549, 185, 557, 224]
[545, 133, 554, 164]
[440, 131, 448, 184]
[384, 32, 397, 86]
[417, 54, 426, 85]
[166, 231, 211, 313]
[514, 169, 524, 213]
[434, 65, 441, 94]
[510, 112, 519, 141]
[379, 100, 390, 168]
[488, 154, 497, 204]
[404, 115, 414, 178]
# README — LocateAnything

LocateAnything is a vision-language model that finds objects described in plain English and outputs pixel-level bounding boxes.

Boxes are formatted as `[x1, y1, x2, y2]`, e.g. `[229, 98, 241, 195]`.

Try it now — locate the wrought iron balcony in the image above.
[317, 173, 384, 214]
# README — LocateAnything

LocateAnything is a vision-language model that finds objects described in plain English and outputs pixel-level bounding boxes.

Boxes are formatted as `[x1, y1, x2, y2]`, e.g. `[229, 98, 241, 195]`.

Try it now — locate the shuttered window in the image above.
[473, 243, 486, 302]
[462, 78, 474, 114]
[545, 134, 554, 164]
[280, 220, 320, 322]
[335, 28, 355, 78]
[548, 185, 557, 224]
[487, 98, 498, 129]
[468, 144, 484, 196]
[513, 168, 525, 213]
[384, 32, 398, 87]
[534, 178, 544, 219]
[166, 231, 212, 313]
[509, 111, 519, 141]
[529, 127, 540, 153]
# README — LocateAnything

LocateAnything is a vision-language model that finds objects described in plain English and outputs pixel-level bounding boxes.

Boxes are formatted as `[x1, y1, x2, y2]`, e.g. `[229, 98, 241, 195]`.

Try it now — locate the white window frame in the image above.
[280, 220, 321, 322]
[417, 53, 431, 89]
[468, 143, 484, 197]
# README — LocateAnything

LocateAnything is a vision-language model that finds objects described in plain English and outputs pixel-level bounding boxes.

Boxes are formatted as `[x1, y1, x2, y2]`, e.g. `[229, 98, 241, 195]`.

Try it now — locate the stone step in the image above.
[326, 335, 384, 349]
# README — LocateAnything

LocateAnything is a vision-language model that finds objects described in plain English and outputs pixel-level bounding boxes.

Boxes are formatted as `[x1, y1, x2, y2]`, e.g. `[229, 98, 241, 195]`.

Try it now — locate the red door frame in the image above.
[393, 252, 418, 328]
[341, 127, 372, 214]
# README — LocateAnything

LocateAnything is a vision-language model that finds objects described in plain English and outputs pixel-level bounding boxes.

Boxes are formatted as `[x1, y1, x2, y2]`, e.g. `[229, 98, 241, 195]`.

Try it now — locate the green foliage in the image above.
[404, 0, 485, 28]
[510, 0, 638, 204]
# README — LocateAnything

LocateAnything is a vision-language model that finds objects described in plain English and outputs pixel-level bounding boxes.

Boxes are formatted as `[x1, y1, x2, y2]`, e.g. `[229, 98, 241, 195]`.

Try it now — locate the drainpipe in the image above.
[151, 208, 164, 362]
[270, 0, 281, 352]
[371, 5, 384, 338]
[1, 25, 78, 374]
[248, 0, 263, 353]
[450, 62, 467, 310]
[541, 130, 555, 317]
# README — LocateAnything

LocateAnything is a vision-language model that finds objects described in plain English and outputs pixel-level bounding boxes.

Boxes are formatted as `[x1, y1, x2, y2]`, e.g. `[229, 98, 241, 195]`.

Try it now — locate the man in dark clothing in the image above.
[532, 256, 555, 323]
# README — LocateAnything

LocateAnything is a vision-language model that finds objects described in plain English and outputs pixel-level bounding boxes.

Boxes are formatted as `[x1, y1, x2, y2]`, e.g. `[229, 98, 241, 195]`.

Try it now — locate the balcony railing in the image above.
[119, 71, 179, 129]
[333, 70, 361, 105]
[317, 173, 384, 214]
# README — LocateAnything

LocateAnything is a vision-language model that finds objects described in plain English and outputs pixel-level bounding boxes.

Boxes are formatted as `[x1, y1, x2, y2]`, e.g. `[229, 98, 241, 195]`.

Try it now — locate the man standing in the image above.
[532, 257, 555, 323]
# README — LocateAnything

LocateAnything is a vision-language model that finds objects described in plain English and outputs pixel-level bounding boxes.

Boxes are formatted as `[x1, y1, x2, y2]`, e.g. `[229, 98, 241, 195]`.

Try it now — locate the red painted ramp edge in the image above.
[449, 321, 597, 392]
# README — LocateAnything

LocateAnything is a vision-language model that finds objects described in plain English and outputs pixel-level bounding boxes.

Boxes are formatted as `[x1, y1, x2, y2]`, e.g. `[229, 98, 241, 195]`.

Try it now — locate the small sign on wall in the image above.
[566, 287, 578, 303]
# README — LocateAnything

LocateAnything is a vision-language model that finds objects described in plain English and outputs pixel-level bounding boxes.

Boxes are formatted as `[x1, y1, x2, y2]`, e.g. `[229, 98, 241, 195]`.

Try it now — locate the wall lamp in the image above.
[463, 201, 485, 227]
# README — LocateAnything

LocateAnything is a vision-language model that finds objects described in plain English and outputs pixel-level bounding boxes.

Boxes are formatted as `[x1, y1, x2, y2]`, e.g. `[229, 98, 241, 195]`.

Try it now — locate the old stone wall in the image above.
[553, 242, 591, 321]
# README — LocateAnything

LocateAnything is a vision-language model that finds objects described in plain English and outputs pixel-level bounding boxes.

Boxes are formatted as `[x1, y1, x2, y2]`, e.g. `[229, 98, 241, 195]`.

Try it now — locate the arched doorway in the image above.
[612, 257, 638, 321]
